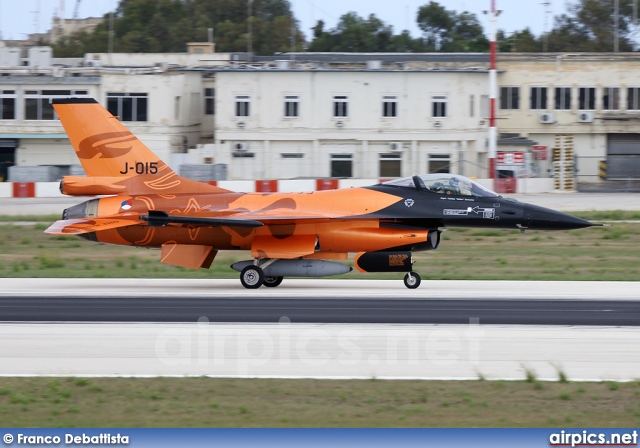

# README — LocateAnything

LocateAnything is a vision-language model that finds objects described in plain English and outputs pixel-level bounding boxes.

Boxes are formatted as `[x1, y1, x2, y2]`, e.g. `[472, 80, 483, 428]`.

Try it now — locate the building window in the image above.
[554, 87, 571, 110]
[284, 95, 299, 118]
[333, 95, 348, 117]
[382, 95, 397, 117]
[330, 154, 352, 177]
[428, 154, 451, 173]
[602, 87, 620, 110]
[480, 95, 489, 118]
[232, 152, 255, 158]
[578, 87, 596, 110]
[0, 90, 15, 120]
[107, 92, 148, 122]
[379, 153, 401, 178]
[174, 96, 181, 120]
[469, 95, 475, 117]
[431, 95, 447, 117]
[530, 87, 547, 110]
[204, 88, 215, 115]
[235, 95, 250, 117]
[500, 87, 520, 110]
[627, 87, 640, 110]
[25, 89, 88, 120]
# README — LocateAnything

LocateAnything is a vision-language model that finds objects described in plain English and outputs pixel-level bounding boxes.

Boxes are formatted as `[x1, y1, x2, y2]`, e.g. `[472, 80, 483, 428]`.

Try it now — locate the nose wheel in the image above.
[403, 272, 421, 289]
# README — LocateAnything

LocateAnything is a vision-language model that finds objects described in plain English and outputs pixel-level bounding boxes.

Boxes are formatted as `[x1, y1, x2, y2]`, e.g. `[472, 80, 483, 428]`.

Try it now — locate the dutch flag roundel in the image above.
[120, 199, 133, 210]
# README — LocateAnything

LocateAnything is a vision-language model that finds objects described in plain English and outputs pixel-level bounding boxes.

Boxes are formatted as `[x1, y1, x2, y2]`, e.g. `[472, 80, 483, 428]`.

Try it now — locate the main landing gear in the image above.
[263, 276, 284, 287]
[239, 265, 264, 289]
[239, 259, 283, 289]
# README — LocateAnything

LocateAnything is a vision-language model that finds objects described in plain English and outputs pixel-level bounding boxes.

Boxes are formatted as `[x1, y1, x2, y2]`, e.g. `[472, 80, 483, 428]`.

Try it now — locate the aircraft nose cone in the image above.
[524, 204, 595, 230]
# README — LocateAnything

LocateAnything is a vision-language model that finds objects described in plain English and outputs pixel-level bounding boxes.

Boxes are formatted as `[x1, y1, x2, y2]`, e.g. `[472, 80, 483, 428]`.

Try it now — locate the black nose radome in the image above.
[524, 204, 595, 230]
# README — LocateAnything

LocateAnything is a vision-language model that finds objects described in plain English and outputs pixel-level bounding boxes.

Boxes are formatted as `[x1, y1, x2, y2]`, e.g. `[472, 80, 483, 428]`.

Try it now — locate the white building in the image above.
[209, 67, 490, 180]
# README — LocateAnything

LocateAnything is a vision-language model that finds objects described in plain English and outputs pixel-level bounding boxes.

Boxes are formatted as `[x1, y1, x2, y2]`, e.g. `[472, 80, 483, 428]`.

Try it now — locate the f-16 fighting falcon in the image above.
[45, 98, 597, 289]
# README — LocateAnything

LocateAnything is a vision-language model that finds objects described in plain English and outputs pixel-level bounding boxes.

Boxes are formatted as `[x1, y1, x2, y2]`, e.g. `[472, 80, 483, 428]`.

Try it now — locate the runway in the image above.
[1, 279, 638, 380]
[1, 278, 639, 325]
[2, 296, 640, 326]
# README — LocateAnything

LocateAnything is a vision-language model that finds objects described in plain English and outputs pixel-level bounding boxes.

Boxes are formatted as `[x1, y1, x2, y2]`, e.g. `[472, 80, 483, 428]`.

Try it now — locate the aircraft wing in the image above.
[44, 218, 142, 235]
[142, 209, 334, 227]
[141, 210, 264, 228]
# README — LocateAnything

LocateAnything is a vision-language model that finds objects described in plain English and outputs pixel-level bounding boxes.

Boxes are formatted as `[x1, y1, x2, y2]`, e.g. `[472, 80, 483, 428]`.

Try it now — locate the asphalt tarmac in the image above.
[1, 296, 639, 326]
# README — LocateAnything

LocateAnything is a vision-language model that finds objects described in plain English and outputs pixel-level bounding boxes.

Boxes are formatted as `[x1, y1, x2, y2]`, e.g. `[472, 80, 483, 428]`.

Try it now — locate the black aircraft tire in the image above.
[263, 276, 283, 287]
[403, 272, 421, 289]
[240, 265, 264, 289]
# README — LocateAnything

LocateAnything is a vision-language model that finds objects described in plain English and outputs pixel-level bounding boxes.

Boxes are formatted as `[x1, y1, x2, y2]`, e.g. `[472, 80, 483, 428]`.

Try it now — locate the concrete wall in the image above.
[0, 178, 557, 198]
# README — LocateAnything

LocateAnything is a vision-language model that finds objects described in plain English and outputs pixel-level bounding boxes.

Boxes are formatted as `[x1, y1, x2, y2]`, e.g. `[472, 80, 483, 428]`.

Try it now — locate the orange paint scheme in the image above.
[44, 98, 436, 288]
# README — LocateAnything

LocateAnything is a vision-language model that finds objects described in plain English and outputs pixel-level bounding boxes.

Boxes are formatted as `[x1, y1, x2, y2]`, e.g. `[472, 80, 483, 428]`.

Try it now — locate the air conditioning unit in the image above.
[539, 112, 555, 124]
[233, 142, 248, 151]
[578, 111, 594, 123]
[389, 142, 403, 151]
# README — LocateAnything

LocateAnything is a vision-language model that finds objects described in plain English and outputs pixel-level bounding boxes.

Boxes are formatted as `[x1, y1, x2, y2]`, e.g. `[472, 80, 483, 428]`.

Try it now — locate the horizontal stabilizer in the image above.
[44, 217, 140, 235]
[141, 210, 264, 228]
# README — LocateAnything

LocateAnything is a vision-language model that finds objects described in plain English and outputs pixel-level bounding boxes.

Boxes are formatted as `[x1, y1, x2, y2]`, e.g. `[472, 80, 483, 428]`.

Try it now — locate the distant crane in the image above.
[72, 0, 82, 33]
[73, 0, 81, 20]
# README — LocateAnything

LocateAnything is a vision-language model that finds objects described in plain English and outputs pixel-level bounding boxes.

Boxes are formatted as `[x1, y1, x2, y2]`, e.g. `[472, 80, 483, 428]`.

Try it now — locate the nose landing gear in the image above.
[403, 272, 421, 289]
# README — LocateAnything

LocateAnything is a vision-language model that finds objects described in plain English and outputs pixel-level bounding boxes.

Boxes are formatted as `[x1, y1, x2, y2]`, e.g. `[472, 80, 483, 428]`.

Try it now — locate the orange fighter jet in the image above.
[45, 98, 596, 288]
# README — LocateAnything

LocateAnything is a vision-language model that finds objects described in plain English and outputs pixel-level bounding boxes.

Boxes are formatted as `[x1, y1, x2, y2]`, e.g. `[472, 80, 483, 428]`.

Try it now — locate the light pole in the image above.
[542, 1, 551, 52]
[247, 0, 253, 57]
[487, 0, 500, 180]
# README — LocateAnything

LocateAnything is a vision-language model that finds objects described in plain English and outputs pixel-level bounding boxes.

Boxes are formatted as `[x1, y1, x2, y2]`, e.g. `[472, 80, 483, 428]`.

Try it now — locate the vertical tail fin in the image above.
[52, 98, 229, 194]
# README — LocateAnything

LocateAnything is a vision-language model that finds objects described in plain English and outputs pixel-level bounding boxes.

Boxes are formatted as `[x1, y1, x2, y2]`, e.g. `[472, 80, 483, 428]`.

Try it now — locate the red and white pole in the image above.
[488, 0, 498, 179]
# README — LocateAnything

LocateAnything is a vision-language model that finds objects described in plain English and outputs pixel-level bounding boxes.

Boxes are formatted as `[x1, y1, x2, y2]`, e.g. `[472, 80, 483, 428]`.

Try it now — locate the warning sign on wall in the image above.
[497, 151, 525, 165]
[532, 145, 548, 161]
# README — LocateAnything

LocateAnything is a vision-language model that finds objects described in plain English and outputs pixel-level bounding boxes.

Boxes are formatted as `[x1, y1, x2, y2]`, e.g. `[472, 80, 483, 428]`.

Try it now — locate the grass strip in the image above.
[0, 217, 639, 280]
[0, 377, 638, 427]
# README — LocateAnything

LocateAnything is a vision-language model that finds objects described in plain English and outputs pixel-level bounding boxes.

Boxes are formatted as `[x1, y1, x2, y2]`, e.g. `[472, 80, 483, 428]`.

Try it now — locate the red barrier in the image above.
[13, 182, 35, 198]
[255, 180, 278, 192]
[316, 179, 339, 190]
[494, 177, 517, 194]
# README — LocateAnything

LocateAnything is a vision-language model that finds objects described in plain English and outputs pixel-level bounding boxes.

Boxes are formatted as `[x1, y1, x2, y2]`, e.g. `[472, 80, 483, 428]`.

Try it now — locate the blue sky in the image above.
[0, 0, 568, 42]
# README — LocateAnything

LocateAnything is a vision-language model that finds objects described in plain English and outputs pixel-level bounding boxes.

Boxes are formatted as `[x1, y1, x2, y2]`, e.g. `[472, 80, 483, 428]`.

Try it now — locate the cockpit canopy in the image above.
[382, 174, 500, 198]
